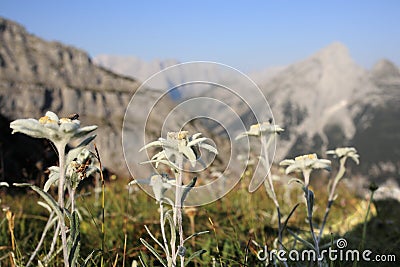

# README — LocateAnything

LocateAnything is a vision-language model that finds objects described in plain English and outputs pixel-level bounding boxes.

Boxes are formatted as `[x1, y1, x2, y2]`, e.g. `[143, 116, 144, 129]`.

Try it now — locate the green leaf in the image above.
[66, 135, 96, 167]
[181, 177, 197, 205]
[138, 252, 149, 267]
[185, 249, 207, 266]
[77, 134, 97, 148]
[282, 203, 300, 233]
[287, 229, 315, 250]
[140, 238, 167, 267]
[303, 187, 315, 217]
[144, 225, 166, 252]
[183, 231, 209, 244]
[165, 212, 176, 249]
[68, 211, 81, 267]
[13, 183, 63, 219]
[44, 167, 60, 192]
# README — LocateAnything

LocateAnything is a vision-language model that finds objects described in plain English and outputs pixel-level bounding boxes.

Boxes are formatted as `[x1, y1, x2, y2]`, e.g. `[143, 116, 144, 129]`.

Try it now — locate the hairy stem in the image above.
[318, 157, 346, 242]
[261, 134, 288, 266]
[174, 154, 185, 267]
[159, 202, 171, 259]
[303, 171, 321, 267]
[56, 143, 69, 267]
[361, 190, 375, 251]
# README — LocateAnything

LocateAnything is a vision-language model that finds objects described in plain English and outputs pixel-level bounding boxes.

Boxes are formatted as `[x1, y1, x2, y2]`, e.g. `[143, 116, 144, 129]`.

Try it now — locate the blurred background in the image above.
[0, 1, 398, 189]
[1, 2, 400, 266]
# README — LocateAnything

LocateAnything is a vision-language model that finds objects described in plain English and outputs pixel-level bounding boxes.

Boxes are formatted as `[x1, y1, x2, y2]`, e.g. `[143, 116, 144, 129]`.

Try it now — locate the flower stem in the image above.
[303, 171, 321, 267]
[56, 143, 69, 267]
[174, 155, 185, 267]
[159, 202, 171, 260]
[261, 135, 288, 266]
[360, 190, 375, 251]
[318, 157, 346, 242]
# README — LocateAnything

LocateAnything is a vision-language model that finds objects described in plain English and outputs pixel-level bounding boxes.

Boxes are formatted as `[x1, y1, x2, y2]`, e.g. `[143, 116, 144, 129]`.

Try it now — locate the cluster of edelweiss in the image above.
[7, 111, 361, 267]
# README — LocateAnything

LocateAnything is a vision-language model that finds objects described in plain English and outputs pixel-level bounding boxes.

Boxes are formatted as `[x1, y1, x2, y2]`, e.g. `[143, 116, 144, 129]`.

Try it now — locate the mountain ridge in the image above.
[95, 41, 400, 182]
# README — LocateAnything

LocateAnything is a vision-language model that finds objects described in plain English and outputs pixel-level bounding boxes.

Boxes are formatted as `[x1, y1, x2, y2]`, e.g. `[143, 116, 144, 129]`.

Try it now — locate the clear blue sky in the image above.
[1, 1, 399, 72]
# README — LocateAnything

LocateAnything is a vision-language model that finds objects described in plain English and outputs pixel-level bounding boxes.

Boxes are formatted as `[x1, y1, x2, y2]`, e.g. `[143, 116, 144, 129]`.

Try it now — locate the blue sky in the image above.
[1, 1, 399, 72]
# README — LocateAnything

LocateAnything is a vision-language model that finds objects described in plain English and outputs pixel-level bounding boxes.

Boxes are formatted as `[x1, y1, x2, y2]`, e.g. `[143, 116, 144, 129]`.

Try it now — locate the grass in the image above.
[1, 169, 398, 266]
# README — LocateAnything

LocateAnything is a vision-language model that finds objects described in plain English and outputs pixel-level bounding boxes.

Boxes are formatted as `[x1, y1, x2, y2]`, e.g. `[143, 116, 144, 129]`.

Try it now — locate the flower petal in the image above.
[187, 137, 207, 147]
[10, 119, 48, 139]
[59, 121, 80, 133]
[73, 125, 98, 138]
[45, 111, 59, 121]
[279, 159, 295, 166]
[179, 145, 197, 167]
[199, 143, 218, 155]
[191, 133, 203, 140]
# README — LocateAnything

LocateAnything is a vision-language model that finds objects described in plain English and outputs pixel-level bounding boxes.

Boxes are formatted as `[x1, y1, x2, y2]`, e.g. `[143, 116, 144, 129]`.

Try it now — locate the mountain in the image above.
[95, 42, 400, 181]
[254, 43, 399, 181]
[93, 55, 283, 99]
[0, 17, 229, 182]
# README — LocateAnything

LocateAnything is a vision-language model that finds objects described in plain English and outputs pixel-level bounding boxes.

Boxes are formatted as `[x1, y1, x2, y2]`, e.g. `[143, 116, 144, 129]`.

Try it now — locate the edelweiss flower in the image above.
[280, 154, 331, 186]
[140, 131, 218, 168]
[326, 147, 360, 165]
[235, 120, 284, 140]
[10, 111, 97, 146]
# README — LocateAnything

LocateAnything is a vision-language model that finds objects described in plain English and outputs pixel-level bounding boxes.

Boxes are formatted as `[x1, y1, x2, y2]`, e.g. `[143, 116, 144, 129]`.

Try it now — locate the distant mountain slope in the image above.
[256, 43, 399, 180]
[95, 42, 399, 181]
[0, 17, 221, 180]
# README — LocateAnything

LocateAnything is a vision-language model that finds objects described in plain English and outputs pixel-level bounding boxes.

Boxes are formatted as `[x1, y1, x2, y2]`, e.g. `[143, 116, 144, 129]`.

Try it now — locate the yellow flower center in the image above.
[295, 153, 317, 161]
[39, 116, 57, 124]
[59, 118, 72, 124]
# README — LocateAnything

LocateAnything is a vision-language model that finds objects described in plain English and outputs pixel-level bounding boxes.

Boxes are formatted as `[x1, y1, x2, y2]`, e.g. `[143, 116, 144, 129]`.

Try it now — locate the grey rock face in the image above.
[0, 17, 174, 177]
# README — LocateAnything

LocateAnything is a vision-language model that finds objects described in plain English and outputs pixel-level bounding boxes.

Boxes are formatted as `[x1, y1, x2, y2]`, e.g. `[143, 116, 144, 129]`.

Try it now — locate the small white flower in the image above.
[326, 147, 360, 165]
[10, 111, 97, 146]
[280, 154, 331, 174]
[235, 121, 284, 140]
[280, 153, 331, 186]
[140, 131, 217, 168]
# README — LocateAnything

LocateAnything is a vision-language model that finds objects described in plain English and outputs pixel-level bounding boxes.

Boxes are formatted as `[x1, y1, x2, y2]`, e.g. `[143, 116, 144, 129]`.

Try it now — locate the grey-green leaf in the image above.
[68, 211, 81, 267]
[181, 177, 197, 205]
[287, 229, 315, 250]
[185, 250, 207, 266]
[13, 183, 63, 219]
[140, 238, 167, 267]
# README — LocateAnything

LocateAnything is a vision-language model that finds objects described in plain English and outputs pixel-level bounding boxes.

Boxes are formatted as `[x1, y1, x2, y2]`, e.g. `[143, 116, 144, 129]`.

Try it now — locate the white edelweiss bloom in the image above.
[280, 153, 331, 174]
[280, 153, 331, 186]
[326, 147, 360, 165]
[140, 131, 218, 168]
[10, 111, 97, 146]
[235, 120, 284, 140]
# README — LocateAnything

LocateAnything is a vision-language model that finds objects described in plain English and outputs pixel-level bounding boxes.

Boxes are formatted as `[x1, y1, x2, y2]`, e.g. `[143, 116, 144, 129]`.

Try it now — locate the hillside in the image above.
[0, 17, 226, 182]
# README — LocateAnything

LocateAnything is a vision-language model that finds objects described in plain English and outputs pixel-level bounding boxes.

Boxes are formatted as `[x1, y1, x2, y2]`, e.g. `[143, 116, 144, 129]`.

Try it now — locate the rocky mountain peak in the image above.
[370, 59, 400, 82]
[312, 42, 351, 63]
